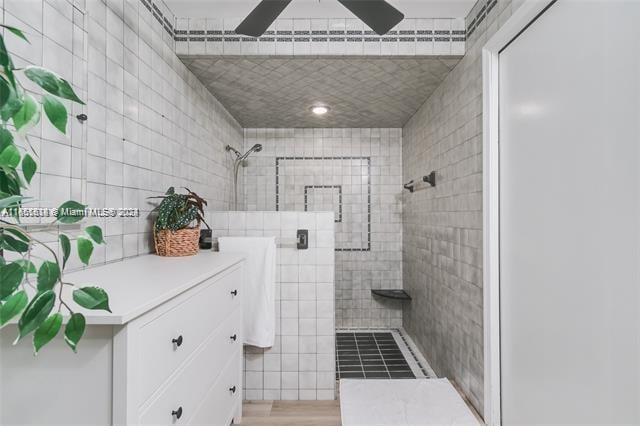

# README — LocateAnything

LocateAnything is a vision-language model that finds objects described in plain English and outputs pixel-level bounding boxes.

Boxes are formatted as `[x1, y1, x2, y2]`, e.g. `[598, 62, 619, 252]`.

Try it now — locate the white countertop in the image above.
[58, 252, 245, 325]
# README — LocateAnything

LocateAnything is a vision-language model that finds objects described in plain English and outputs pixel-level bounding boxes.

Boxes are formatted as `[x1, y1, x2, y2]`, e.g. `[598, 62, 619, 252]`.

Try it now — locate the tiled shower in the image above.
[242, 128, 404, 329]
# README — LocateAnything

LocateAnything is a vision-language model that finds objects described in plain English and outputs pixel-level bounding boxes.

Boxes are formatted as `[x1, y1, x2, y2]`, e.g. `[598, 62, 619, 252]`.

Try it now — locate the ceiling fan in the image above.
[235, 0, 405, 38]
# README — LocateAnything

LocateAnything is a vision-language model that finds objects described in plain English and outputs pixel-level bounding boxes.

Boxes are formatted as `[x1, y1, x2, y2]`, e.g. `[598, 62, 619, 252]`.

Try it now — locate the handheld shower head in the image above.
[227, 144, 263, 210]
[226, 144, 262, 161]
[238, 144, 263, 161]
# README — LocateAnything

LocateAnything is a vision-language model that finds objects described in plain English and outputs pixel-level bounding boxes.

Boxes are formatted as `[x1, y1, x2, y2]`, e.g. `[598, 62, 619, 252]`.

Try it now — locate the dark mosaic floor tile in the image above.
[339, 365, 365, 372]
[386, 362, 411, 368]
[335, 332, 422, 380]
[340, 372, 366, 379]
[362, 359, 385, 366]
[364, 371, 391, 379]
[387, 366, 412, 372]
[337, 355, 361, 360]
[363, 365, 388, 372]
[380, 349, 403, 354]
[390, 371, 416, 379]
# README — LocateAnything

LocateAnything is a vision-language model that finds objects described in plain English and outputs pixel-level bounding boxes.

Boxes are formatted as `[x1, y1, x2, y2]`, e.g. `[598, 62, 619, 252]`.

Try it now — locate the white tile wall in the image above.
[2, 0, 243, 266]
[243, 128, 403, 329]
[402, 0, 521, 416]
[208, 211, 336, 401]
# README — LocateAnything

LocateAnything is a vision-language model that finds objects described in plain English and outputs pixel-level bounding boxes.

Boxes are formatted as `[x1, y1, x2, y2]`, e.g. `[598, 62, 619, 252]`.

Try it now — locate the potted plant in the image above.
[150, 187, 210, 257]
[0, 25, 109, 354]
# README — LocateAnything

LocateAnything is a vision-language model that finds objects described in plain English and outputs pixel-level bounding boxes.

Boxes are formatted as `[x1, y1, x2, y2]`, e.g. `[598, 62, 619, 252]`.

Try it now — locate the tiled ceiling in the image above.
[180, 56, 461, 128]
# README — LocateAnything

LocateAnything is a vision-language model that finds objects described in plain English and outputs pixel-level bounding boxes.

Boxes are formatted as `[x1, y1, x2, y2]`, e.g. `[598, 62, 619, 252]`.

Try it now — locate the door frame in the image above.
[482, 1, 556, 424]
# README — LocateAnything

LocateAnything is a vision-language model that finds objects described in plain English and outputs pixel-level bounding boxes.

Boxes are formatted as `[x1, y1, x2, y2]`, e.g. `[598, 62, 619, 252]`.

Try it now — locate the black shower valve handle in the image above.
[422, 171, 436, 187]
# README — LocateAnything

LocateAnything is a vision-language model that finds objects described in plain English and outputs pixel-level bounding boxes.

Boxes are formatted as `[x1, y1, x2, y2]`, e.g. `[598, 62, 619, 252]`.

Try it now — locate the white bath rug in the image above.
[340, 378, 480, 426]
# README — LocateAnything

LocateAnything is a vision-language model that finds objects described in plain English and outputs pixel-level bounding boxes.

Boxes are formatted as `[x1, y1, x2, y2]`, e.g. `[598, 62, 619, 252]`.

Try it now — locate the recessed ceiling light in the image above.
[311, 105, 330, 116]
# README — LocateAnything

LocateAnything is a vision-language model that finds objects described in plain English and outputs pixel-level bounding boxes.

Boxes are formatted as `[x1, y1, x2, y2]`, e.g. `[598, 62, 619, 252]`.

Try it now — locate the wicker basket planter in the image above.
[150, 187, 210, 257]
[153, 225, 200, 257]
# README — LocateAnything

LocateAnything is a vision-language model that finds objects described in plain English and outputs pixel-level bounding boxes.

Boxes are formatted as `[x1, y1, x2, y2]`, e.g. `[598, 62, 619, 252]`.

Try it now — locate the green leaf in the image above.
[0, 262, 24, 299]
[0, 92, 23, 121]
[0, 290, 28, 325]
[12, 93, 40, 136]
[0, 30, 10, 67]
[77, 237, 93, 265]
[0, 169, 23, 200]
[0, 194, 21, 209]
[37, 260, 60, 291]
[0, 144, 20, 168]
[0, 25, 30, 43]
[72, 286, 111, 312]
[85, 225, 104, 244]
[16, 289, 55, 341]
[14, 259, 37, 274]
[22, 153, 36, 184]
[0, 76, 10, 108]
[23, 66, 84, 104]
[59, 234, 71, 268]
[4, 227, 28, 241]
[56, 200, 85, 224]
[33, 313, 62, 354]
[42, 94, 67, 134]
[64, 312, 85, 352]
[1, 234, 29, 252]
[0, 126, 13, 151]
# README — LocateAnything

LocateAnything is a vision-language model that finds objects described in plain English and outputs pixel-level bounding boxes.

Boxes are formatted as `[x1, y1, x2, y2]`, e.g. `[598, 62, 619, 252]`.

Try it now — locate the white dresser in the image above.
[0, 252, 245, 426]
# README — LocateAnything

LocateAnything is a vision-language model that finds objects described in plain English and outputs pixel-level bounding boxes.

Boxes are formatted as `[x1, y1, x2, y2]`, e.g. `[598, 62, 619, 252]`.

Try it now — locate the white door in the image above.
[498, 0, 640, 424]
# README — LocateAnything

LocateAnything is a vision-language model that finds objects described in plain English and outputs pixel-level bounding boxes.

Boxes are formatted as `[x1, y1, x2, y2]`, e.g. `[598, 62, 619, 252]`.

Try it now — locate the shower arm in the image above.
[225, 145, 242, 158]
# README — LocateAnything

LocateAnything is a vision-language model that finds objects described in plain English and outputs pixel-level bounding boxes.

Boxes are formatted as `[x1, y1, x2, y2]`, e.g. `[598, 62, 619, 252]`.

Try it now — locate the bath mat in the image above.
[340, 378, 480, 426]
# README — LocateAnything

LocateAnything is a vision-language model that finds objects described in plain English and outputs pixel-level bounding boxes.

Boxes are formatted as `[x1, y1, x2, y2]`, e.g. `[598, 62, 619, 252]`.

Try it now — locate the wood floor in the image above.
[240, 400, 341, 426]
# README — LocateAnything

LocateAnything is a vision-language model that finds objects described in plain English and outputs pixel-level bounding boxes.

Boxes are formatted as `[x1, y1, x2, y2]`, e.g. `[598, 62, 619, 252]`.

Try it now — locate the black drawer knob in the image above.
[230, 334, 237, 341]
[172, 406, 183, 419]
[172, 335, 183, 347]
[231, 289, 238, 296]
[229, 386, 236, 394]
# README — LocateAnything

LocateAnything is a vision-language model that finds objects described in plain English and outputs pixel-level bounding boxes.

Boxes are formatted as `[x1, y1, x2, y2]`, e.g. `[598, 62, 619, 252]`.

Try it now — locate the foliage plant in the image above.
[0, 26, 110, 354]
[151, 187, 209, 232]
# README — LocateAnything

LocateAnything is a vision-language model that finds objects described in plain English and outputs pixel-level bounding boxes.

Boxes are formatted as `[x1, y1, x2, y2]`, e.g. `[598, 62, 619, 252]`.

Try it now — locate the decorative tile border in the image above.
[148, 1, 471, 56]
[304, 185, 343, 223]
[466, 0, 498, 38]
[275, 156, 371, 252]
[140, 0, 175, 38]
[173, 18, 466, 56]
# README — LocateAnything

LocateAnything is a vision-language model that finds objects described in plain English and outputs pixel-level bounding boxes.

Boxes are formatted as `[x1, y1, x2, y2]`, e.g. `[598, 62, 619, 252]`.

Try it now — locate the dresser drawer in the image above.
[189, 352, 241, 426]
[138, 307, 242, 425]
[137, 266, 242, 404]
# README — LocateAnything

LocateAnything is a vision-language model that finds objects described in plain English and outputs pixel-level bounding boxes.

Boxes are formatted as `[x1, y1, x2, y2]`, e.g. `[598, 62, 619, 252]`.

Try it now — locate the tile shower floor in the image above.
[336, 331, 429, 380]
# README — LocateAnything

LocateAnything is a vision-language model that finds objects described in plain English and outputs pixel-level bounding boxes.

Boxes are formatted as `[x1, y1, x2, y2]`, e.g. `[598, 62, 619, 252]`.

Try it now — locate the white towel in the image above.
[218, 237, 276, 348]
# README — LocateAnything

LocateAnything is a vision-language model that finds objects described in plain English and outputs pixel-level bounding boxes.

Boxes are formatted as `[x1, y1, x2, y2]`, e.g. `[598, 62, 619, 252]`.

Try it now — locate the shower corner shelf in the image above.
[371, 289, 412, 301]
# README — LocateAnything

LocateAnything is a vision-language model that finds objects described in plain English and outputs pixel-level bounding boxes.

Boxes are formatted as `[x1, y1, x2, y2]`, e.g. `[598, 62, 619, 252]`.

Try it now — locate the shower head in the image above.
[238, 144, 263, 162]
[226, 144, 263, 162]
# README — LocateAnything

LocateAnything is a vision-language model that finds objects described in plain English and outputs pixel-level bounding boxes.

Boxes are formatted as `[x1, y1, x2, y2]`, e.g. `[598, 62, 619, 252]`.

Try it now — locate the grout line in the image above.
[372, 332, 392, 379]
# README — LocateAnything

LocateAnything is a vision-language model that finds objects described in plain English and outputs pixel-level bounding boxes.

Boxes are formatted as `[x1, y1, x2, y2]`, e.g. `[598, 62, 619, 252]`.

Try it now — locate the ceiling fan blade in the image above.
[235, 0, 293, 37]
[337, 0, 404, 35]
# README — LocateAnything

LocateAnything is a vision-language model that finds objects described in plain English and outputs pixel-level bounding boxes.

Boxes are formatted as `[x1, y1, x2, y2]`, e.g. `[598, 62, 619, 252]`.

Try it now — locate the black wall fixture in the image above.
[297, 229, 308, 250]
[422, 171, 436, 187]
[403, 180, 415, 193]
